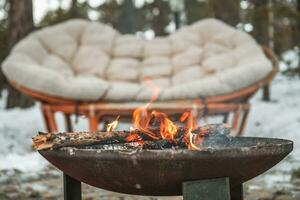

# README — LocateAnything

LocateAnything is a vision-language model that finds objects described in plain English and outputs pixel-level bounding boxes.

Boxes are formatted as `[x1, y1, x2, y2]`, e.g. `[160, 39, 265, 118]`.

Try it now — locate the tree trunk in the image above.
[6, 0, 34, 108]
[252, 0, 271, 101]
[210, 0, 240, 26]
[297, 0, 300, 76]
[151, 0, 171, 36]
[297, 0, 300, 34]
[0, 0, 9, 94]
[185, 0, 214, 25]
[70, 0, 79, 18]
[117, 0, 135, 34]
[252, 0, 269, 46]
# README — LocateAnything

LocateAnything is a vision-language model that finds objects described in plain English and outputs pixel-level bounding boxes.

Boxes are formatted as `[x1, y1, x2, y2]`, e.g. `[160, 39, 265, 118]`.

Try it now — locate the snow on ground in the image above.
[246, 75, 300, 158]
[0, 75, 299, 187]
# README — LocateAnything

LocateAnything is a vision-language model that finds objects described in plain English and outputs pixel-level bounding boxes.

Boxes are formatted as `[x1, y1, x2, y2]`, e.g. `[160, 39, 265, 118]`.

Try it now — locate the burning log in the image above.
[32, 124, 231, 151]
[32, 129, 159, 150]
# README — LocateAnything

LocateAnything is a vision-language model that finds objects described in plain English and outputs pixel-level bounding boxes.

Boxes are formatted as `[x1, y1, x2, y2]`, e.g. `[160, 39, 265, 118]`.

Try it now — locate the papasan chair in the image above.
[2, 18, 277, 135]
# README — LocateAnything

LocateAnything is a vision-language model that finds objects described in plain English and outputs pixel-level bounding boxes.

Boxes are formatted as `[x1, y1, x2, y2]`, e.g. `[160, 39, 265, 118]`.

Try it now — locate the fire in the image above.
[106, 115, 120, 132]
[184, 111, 201, 150]
[152, 110, 178, 140]
[105, 79, 204, 150]
[132, 107, 159, 140]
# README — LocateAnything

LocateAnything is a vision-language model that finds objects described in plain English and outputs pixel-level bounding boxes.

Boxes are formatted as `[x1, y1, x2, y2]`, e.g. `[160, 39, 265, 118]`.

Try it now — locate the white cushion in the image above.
[36, 26, 77, 61]
[81, 22, 117, 54]
[172, 46, 203, 72]
[72, 45, 110, 77]
[107, 58, 139, 81]
[113, 35, 143, 58]
[42, 54, 73, 77]
[2, 18, 273, 101]
[144, 38, 171, 57]
[172, 66, 206, 85]
[11, 34, 48, 64]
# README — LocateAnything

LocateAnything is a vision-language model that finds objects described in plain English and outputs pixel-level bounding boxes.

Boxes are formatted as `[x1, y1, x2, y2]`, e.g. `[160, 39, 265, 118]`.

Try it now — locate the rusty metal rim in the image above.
[42, 137, 293, 158]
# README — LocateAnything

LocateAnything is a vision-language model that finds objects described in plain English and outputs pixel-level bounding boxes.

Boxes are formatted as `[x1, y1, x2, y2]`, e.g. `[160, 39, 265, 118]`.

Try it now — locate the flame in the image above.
[181, 111, 201, 150]
[180, 111, 189, 122]
[106, 115, 120, 132]
[132, 107, 159, 140]
[152, 110, 178, 140]
[106, 78, 204, 150]
[126, 133, 141, 142]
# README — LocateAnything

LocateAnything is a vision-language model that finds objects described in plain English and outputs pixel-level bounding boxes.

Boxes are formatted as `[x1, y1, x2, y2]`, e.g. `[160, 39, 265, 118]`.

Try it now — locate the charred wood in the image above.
[32, 124, 231, 150]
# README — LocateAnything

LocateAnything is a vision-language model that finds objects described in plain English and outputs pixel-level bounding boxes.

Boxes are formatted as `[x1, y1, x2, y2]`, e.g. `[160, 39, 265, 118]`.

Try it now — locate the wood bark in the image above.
[6, 0, 34, 108]
[32, 129, 158, 150]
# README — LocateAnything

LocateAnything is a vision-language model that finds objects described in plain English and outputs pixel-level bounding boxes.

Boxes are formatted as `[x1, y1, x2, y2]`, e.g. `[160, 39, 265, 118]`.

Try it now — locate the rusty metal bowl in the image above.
[39, 137, 293, 196]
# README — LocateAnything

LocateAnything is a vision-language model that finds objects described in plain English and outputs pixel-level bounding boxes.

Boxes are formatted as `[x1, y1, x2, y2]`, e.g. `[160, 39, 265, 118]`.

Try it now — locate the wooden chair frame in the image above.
[11, 47, 278, 135]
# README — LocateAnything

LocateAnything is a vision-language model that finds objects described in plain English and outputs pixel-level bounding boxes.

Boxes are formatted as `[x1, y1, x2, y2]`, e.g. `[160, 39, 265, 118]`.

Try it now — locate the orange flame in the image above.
[132, 107, 159, 140]
[152, 110, 178, 140]
[180, 111, 189, 122]
[106, 78, 204, 150]
[106, 115, 120, 132]
[181, 111, 201, 150]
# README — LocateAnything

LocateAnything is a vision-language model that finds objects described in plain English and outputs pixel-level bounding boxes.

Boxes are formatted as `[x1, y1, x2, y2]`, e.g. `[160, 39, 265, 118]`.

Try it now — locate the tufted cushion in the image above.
[2, 18, 273, 101]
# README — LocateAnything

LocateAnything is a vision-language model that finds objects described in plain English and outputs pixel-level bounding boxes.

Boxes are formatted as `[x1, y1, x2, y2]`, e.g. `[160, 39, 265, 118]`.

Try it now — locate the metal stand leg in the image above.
[183, 178, 231, 200]
[63, 173, 82, 200]
[230, 184, 243, 200]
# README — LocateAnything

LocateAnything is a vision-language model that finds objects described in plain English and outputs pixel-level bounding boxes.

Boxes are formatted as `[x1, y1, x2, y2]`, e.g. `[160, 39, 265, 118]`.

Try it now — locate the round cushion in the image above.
[2, 18, 273, 101]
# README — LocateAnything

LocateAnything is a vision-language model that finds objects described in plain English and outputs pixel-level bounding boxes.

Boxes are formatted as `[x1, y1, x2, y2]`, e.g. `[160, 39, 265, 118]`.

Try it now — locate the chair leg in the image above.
[41, 105, 51, 132]
[89, 116, 99, 132]
[223, 113, 229, 123]
[231, 110, 240, 134]
[64, 113, 73, 132]
[41, 104, 58, 132]
[237, 109, 250, 136]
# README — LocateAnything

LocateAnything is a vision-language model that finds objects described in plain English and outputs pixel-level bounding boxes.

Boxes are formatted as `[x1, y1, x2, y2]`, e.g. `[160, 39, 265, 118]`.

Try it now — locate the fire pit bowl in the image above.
[39, 137, 293, 196]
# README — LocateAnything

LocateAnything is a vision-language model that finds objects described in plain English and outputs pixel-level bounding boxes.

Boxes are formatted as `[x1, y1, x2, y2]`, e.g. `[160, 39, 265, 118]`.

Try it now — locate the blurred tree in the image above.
[186, 0, 239, 26]
[296, 0, 300, 75]
[210, 0, 240, 26]
[148, 0, 172, 36]
[0, 0, 9, 94]
[6, 0, 34, 108]
[98, 0, 172, 36]
[97, 1, 124, 29]
[185, 0, 214, 25]
[250, 0, 272, 101]
[38, 0, 89, 27]
[169, 0, 185, 29]
[117, 0, 135, 34]
[297, 0, 300, 44]
[70, 0, 80, 18]
[251, 0, 269, 46]
[272, 1, 297, 54]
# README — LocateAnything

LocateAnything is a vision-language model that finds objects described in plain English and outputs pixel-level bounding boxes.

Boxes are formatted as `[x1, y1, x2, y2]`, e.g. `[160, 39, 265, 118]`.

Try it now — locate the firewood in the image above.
[32, 129, 159, 150]
[32, 124, 231, 150]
